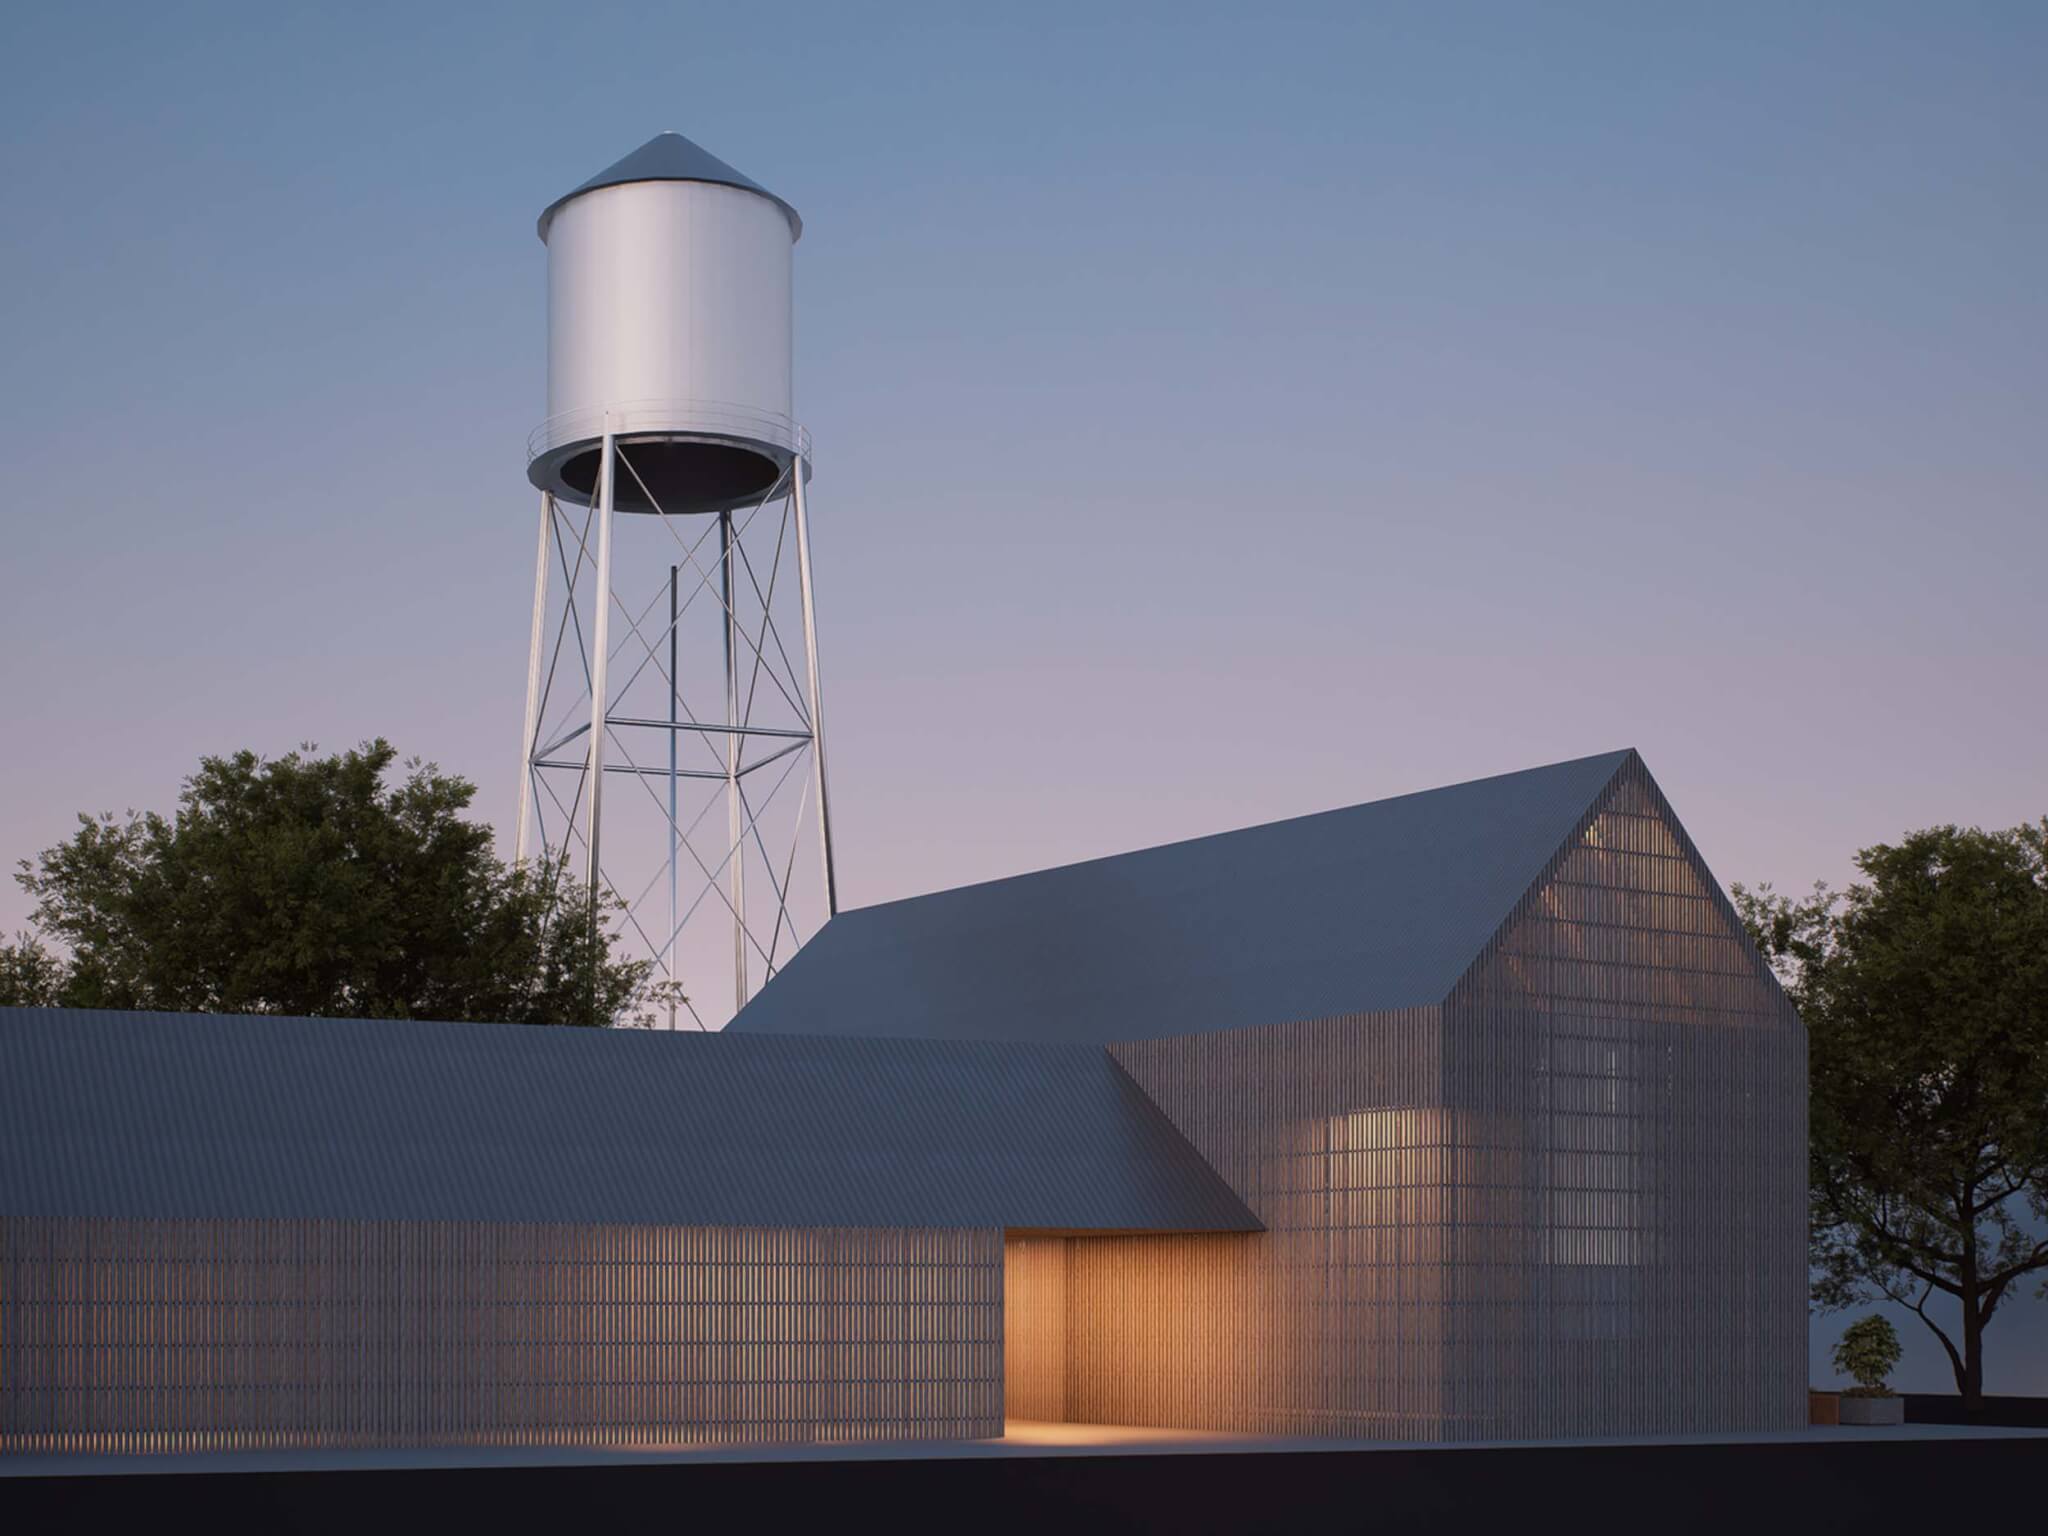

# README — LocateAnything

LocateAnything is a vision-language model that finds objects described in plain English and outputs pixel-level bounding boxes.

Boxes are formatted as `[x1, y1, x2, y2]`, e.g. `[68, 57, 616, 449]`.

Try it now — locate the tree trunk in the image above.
[1957, 1192, 1984, 1413]
[1960, 1285, 1985, 1412]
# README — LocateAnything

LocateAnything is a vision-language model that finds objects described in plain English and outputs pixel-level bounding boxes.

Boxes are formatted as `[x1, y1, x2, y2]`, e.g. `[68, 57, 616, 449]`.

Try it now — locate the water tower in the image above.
[513, 132, 837, 1028]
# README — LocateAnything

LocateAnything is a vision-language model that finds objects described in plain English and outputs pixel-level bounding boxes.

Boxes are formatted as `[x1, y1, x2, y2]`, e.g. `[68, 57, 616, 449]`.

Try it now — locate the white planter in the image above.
[1838, 1394, 1904, 1426]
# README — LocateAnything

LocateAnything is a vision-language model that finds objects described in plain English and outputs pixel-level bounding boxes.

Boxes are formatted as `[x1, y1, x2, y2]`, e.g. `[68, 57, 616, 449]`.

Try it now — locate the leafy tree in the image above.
[1832, 1314, 1902, 1396]
[0, 933, 65, 1006]
[1734, 821, 2048, 1411]
[13, 740, 658, 1027]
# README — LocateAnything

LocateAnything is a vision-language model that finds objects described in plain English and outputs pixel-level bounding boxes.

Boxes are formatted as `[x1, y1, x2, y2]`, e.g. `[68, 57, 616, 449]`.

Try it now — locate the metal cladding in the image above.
[730, 750, 1637, 1042]
[0, 749, 1809, 1450]
[3, 1219, 1002, 1453]
[528, 132, 801, 514]
[0, 1011, 1258, 1235]
[1003, 755, 1809, 1440]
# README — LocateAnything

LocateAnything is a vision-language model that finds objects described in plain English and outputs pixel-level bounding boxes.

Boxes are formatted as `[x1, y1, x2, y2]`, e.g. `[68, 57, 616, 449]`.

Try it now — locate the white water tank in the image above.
[526, 132, 803, 515]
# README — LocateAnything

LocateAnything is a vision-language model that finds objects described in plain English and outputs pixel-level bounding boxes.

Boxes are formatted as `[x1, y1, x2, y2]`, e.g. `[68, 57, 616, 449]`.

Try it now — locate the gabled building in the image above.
[0, 749, 1805, 1454]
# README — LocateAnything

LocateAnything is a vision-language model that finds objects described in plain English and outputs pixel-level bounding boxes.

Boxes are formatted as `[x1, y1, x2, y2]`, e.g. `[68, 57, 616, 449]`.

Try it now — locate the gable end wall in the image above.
[1032, 755, 1805, 1440]
[1439, 751, 1807, 1434]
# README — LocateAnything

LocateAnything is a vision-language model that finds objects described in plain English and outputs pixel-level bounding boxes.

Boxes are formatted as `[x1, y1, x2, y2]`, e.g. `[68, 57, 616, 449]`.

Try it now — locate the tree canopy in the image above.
[5, 740, 650, 1026]
[1735, 820, 2048, 1408]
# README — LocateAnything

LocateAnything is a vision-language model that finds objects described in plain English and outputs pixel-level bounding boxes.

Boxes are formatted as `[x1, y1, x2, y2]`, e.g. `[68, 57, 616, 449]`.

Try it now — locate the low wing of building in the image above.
[0, 1013, 1257, 1234]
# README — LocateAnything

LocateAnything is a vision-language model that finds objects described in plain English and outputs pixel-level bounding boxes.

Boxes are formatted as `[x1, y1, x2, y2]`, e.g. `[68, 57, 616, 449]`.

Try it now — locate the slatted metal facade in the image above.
[2, 750, 1805, 1452]
[0, 1218, 1002, 1454]
[1438, 754, 1807, 1436]
[1011, 760, 1805, 1441]
[1077, 1011, 1462, 1438]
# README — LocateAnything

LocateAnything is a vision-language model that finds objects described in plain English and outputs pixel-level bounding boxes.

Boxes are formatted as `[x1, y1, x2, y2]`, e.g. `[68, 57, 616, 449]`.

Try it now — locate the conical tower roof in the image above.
[537, 131, 801, 241]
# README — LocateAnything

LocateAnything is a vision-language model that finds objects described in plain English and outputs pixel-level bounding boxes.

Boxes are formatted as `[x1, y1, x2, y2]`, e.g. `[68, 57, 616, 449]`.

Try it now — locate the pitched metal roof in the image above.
[537, 131, 802, 241]
[731, 750, 1637, 1044]
[0, 1008, 1257, 1233]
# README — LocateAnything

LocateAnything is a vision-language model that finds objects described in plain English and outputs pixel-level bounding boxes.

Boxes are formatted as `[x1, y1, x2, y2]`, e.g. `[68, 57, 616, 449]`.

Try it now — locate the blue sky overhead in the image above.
[2, 1, 2044, 1393]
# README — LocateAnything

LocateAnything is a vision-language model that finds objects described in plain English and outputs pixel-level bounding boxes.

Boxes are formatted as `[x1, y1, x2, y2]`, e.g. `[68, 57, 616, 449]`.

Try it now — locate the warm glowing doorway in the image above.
[1004, 1235, 1068, 1422]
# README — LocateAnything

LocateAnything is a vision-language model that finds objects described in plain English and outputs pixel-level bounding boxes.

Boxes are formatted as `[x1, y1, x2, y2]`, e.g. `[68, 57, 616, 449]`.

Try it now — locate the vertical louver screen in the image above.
[0, 1219, 1002, 1452]
[1055, 762, 1805, 1440]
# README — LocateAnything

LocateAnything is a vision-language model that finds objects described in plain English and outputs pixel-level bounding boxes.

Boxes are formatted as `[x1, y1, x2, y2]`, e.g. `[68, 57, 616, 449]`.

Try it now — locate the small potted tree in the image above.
[1832, 1314, 1904, 1425]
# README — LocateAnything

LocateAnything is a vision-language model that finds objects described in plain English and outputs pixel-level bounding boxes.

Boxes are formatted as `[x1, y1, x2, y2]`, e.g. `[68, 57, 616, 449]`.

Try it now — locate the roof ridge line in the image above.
[835, 748, 1639, 921]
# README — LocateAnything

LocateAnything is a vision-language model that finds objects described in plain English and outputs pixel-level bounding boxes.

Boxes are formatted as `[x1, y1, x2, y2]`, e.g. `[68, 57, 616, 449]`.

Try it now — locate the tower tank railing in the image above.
[528, 399, 811, 469]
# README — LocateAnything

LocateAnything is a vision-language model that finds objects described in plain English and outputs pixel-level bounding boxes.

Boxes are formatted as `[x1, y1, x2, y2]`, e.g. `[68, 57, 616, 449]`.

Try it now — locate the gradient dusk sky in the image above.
[2, 3, 2044, 1393]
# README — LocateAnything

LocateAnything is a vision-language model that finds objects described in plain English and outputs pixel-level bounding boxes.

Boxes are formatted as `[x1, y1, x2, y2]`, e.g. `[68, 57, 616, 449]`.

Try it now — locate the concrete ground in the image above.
[4, 1416, 2045, 1477]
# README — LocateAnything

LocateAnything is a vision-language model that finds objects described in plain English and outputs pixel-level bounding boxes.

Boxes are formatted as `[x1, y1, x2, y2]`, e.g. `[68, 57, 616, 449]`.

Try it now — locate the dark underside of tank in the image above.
[557, 437, 786, 515]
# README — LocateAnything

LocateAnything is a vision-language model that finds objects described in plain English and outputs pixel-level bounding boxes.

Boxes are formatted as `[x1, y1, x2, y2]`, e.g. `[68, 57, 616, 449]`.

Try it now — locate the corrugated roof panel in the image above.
[730, 750, 1635, 1043]
[0, 1009, 1259, 1233]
